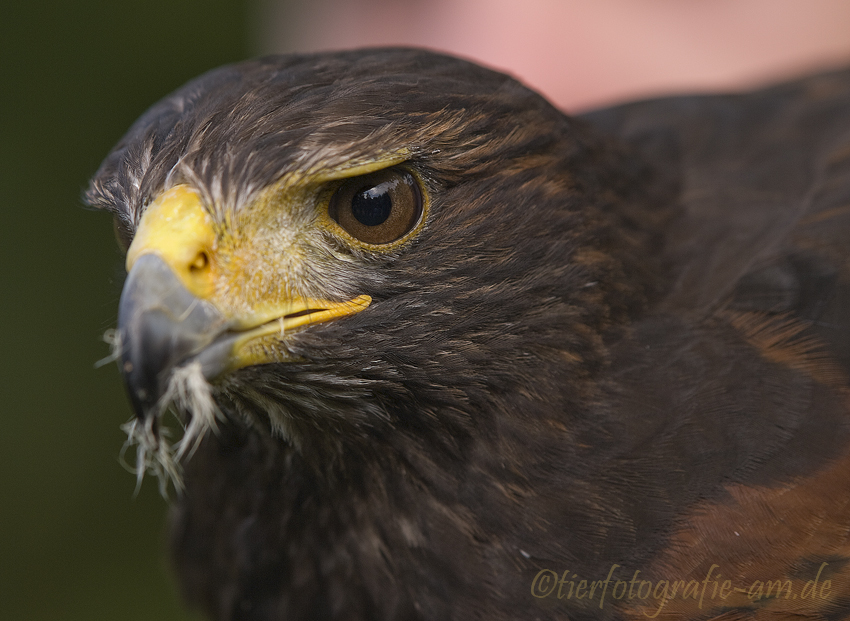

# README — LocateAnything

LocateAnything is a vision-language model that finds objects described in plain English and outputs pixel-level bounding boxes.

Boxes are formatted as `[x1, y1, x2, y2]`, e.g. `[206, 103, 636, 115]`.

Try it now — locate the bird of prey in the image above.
[87, 49, 850, 621]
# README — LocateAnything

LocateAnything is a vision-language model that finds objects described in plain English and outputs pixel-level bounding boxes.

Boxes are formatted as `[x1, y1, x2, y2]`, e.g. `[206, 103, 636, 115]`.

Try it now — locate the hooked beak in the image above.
[117, 254, 234, 421]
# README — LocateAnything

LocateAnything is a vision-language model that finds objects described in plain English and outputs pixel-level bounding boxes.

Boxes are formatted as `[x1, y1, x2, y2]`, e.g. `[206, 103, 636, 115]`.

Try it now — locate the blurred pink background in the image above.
[256, 0, 850, 111]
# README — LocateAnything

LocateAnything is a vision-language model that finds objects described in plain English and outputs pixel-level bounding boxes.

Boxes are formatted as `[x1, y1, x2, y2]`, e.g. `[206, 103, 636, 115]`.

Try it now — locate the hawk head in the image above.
[87, 48, 665, 486]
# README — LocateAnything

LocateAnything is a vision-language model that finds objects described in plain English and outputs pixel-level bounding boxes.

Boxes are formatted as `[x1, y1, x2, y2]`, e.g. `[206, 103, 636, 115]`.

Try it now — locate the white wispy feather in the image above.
[118, 360, 222, 496]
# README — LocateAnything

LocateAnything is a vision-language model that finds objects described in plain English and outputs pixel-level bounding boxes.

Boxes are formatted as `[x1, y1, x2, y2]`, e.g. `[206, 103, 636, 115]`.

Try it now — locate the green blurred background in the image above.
[0, 2, 251, 619]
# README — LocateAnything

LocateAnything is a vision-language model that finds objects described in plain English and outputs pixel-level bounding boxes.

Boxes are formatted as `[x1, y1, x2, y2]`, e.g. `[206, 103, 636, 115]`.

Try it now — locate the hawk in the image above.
[87, 49, 850, 621]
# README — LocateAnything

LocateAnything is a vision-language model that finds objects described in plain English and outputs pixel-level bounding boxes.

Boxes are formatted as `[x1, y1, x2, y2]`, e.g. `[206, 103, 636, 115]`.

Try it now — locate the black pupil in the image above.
[351, 183, 392, 226]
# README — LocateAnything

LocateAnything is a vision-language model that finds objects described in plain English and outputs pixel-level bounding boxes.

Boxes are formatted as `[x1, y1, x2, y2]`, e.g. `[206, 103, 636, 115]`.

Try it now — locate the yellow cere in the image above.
[126, 185, 217, 299]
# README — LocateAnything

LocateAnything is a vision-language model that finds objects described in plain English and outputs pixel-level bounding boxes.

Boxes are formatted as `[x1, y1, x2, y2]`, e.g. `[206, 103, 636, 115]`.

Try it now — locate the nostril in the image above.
[190, 251, 209, 272]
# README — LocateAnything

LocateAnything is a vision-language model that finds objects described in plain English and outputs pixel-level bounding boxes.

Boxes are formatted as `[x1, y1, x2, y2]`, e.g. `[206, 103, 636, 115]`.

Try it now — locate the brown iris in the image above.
[328, 168, 423, 245]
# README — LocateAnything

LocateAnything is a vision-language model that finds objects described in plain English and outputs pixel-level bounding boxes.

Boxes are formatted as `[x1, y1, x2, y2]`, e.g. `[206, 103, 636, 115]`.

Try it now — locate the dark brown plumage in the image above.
[87, 49, 850, 621]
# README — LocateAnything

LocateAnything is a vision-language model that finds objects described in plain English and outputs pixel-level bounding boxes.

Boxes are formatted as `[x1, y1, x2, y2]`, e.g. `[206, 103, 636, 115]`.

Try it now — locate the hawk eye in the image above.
[328, 168, 423, 245]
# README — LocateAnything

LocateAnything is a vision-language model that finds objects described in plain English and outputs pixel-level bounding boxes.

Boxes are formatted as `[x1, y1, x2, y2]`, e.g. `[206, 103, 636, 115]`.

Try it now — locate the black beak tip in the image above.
[120, 346, 161, 421]
[116, 254, 229, 422]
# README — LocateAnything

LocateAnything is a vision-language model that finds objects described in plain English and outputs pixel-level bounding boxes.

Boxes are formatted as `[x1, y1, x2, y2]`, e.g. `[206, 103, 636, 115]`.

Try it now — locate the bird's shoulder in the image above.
[580, 68, 850, 620]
